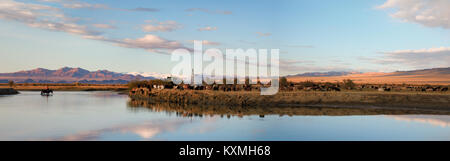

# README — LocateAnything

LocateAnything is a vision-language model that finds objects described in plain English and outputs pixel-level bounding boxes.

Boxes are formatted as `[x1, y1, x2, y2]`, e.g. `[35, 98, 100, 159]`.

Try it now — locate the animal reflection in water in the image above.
[41, 88, 53, 96]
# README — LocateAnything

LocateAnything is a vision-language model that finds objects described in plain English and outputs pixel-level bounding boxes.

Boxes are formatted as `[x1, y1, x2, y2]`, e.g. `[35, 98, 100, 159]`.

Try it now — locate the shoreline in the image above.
[14, 88, 128, 92]
[0, 88, 19, 95]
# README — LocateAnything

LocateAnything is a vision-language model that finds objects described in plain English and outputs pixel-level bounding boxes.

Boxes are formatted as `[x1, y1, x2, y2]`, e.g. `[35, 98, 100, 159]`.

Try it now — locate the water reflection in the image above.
[127, 99, 450, 118]
[44, 119, 188, 141]
[387, 115, 450, 127]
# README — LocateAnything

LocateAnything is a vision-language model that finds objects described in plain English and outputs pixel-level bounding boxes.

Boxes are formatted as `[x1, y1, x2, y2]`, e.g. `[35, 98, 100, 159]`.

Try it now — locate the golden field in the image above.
[288, 72, 450, 85]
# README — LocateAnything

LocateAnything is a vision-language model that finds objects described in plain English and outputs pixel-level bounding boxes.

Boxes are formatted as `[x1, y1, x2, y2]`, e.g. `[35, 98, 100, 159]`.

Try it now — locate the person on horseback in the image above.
[41, 85, 53, 96]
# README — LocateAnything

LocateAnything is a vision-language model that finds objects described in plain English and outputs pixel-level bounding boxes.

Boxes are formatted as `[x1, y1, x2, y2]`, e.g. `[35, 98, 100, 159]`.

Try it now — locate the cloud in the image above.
[377, 0, 450, 29]
[187, 40, 220, 46]
[117, 34, 188, 54]
[372, 47, 450, 69]
[274, 59, 356, 74]
[0, 0, 101, 36]
[279, 59, 321, 72]
[92, 24, 115, 29]
[39, 0, 156, 13]
[185, 8, 232, 15]
[286, 44, 314, 48]
[256, 32, 271, 37]
[200, 40, 220, 46]
[37, 0, 62, 2]
[61, 1, 108, 9]
[239, 40, 257, 45]
[0, 0, 189, 55]
[130, 7, 159, 12]
[197, 26, 217, 31]
[142, 20, 182, 32]
[36, 0, 108, 9]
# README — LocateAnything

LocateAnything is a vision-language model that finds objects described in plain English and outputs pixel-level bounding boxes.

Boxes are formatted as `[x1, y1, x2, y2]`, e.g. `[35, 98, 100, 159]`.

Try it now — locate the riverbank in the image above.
[129, 89, 450, 111]
[0, 88, 19, 95]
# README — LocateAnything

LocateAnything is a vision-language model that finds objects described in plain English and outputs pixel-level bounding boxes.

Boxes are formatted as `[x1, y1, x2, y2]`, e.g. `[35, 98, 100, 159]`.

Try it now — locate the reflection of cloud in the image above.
[187, 117, 218, 134]
[387, 115, 450, 127]
[91, 92, 127, 98]
[44, 120, 187, 141]
[133, 128, 160, 139]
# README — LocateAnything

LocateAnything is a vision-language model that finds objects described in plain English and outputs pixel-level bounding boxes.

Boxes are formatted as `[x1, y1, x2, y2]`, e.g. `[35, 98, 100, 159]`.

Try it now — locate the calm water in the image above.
[0, 91, 450, 141]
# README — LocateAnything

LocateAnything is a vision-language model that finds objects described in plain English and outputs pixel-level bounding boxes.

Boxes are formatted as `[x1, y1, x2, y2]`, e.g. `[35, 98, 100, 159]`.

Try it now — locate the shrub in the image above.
[128, 80, 145, 89]
[128, 79, 174, 89]
[342, 79, 356, 90]
[301, 80, 315, 87]
[279, 77, 289, 88]
[8, 80, 14, 88]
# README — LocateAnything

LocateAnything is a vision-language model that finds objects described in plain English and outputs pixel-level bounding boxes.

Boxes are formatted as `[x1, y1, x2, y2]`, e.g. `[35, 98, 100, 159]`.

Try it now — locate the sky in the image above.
[0, 0, 449, 76]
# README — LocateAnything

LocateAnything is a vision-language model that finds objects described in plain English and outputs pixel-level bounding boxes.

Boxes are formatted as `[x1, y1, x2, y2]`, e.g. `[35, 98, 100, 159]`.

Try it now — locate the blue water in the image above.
[0, 91, 449, 141]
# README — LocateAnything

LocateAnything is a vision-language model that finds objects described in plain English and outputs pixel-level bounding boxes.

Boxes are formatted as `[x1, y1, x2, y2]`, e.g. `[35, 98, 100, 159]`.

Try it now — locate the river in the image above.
[0, 91, 449, 141]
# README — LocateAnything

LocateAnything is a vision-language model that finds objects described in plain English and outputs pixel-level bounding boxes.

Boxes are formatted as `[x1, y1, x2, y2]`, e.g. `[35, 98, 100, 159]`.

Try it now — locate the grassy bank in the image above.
[129, 89, 450, 111]
[0, 83, 128, 91]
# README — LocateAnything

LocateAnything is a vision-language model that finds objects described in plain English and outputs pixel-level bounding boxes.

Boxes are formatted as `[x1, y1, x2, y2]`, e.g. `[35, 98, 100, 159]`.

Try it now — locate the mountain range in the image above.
[1, 67, 450, 85]
[0, 67, 155, 84]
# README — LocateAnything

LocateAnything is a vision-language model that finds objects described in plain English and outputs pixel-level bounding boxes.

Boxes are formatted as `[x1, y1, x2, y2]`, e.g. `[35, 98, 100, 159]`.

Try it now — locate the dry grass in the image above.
[288, 73, 450, 85]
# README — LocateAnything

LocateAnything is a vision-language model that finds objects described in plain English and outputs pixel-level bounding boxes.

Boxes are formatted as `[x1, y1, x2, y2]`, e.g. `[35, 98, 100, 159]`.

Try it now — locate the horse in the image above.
[41, 88, 53, 96]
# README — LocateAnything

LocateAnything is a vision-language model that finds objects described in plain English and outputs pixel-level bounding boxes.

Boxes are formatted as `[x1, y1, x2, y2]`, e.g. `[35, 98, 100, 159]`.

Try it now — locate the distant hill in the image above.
[127, 72, 173, 80]
[388, 67, 450, 76]
[289, 71, 361, 77]
[0, 67, 155, 84]
[287, 67, 450, 85]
